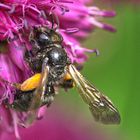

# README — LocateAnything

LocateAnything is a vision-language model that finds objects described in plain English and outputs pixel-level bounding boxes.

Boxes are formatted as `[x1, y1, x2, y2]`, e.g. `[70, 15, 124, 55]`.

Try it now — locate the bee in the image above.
[4, 24, 120, 124]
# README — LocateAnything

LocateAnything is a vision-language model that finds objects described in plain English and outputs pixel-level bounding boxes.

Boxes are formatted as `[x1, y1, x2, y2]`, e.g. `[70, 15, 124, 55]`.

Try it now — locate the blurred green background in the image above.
[48, 3, 140, 140]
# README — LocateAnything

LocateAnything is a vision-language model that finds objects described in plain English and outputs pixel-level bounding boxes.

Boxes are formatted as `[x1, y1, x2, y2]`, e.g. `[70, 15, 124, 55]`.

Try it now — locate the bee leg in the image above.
[3, 99, 12, 109]
[24, 58, 49, 126]
[24, 51, 34, 70]
[43, 95, 54, 107]
[61, 79, 74, 89]
[43, 85, 55, 107]
[29, 57, 49, 110]
[24, 50, 34, 64]
[0, 76, 21, 89]
[60, 73, 74, 90]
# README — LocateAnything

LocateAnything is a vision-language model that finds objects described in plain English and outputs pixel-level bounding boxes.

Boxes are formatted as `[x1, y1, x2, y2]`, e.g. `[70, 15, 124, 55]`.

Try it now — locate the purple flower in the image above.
[0, 110, 112, 140]
[0, 0, 116, 139]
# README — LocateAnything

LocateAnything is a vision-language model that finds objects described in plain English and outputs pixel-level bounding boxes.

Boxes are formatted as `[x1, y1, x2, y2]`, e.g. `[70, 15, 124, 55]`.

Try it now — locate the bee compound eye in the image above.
[37, 32, 51, 46]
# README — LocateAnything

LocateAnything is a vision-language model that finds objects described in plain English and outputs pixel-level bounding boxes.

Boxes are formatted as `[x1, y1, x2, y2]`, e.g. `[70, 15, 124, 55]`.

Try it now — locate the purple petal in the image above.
[0, 54, 21, 83]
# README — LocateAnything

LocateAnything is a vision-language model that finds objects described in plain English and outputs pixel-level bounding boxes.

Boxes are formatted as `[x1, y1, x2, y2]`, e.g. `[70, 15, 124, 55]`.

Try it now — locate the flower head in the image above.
[0, 0, 116, 138]
[0, 110, 112, 140]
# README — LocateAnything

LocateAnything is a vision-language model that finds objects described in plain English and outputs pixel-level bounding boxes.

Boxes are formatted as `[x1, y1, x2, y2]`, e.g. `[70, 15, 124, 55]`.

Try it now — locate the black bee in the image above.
[6, 25, 120, 124]
[7, 26, 72, 112]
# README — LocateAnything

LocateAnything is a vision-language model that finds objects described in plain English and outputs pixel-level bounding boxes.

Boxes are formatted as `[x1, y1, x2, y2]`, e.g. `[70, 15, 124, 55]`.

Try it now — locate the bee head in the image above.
[29, 27, 63, 47]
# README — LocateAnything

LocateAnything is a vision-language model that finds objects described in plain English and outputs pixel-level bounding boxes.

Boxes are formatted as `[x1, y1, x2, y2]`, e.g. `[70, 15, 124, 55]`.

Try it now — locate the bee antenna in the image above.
[49, 13, 54, 30]
[54, 14, 60, 30]
[49, 13, 59, 31]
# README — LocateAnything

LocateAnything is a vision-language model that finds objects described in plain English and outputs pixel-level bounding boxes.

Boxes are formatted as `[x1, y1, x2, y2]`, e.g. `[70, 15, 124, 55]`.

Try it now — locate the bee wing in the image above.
[29, 65, 49, 110]
[68, 64, 121, 124]
[24, 64, 49, 126]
